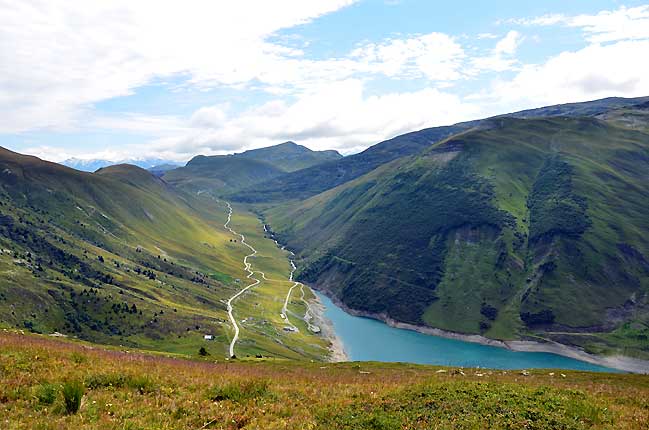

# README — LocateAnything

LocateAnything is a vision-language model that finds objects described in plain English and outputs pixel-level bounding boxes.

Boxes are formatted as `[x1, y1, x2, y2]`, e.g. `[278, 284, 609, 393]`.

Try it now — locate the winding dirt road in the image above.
[280, 259, 299, 331]
[223, 202, 261, 358]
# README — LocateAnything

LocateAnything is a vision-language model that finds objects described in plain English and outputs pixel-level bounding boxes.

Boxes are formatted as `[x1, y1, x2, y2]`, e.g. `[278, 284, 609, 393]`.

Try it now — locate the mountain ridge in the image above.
[231, 96, 649, 203]
[163, 141, 342, 195]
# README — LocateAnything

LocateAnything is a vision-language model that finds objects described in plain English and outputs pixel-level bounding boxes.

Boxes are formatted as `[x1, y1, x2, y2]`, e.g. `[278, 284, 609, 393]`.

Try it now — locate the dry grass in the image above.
[1, 331, 648, 429]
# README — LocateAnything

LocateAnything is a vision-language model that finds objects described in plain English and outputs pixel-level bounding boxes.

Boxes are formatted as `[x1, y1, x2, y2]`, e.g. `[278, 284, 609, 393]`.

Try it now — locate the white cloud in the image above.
[189, 105, 230, 129]
[477, 40, 649, 109]
[478, 5, 649, 111]
[20, 146, 75, 163]
[40, 80, 482, 161]
[350, 33, 465, 81]
[160, 80, 481, 157]
[471, 31, 523, 73]
[88, 113, 190, 135]
[505, 14, 565, 26]
[569, 5, 649, 43]
[0, 0, 357, 133]
[0, 1, 475, 139]
[507, 6, 649, 43]
[494, 31, 523, 55]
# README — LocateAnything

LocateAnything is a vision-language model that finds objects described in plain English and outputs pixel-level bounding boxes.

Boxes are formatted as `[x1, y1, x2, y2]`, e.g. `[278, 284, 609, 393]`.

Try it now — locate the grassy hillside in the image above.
[235, 141, 342, 172]
[2, 332, 648, 429]
[265, 115, 649, 359]
[0, 148, 329, 360]
[163, 156, 283, 194]
[163, 142, 341, 195]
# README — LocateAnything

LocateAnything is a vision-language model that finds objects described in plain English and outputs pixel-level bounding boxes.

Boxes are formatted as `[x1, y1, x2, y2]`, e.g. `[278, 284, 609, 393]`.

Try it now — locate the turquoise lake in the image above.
[315, 292, 616, 372]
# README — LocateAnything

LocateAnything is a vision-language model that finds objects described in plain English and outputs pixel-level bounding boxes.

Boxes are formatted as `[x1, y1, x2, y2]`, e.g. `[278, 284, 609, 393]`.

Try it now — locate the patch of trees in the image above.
[527, 156, 590, 243]
[133, 266, 157, 280]
[111, 302, 139, 315]
[520, 309, 556, 327]
[480, 303, 498, 320]
[539, 261, 557, 273]
[60, 290, 147, 338]
[0, 221, 109, 287]
[191, 276, 207, 285]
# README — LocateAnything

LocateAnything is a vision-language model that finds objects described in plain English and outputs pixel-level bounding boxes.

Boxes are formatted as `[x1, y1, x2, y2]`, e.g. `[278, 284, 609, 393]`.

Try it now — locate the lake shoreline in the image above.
[312, 286, 649, 374]
[308, 290, 349, 362]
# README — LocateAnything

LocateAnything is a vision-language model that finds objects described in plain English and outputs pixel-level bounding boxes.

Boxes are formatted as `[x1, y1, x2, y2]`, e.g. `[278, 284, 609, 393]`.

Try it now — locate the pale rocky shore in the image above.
[312, 287, 649, 374]
[308, 291, 348, 362]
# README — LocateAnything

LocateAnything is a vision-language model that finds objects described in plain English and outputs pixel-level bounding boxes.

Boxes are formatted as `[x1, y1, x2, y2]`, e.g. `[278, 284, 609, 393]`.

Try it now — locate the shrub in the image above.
[208, 379, 271, 403]
[61, 380, 84, 414]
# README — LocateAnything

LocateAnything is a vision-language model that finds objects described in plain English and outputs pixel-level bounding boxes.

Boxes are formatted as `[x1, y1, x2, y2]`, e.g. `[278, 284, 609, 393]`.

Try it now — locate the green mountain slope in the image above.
[232, 96, 649, 203]
[265, 114, 649, 358]
[0, 148, 328, 359]
[163, 141, 341, 194]
[235, 141, 342, 172]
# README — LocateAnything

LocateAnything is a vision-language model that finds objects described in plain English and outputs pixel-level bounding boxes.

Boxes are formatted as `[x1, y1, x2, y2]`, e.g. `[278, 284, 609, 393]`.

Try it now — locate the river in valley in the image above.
[315, 292, 616, 372]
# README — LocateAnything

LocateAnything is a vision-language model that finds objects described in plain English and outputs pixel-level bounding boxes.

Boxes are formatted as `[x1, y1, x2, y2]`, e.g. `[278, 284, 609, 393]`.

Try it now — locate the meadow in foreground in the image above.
[1, 331, 648, 429]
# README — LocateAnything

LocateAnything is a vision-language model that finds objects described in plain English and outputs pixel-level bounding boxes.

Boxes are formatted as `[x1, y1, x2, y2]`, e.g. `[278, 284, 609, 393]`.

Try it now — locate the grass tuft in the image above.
[208, 379, 271, 403]
[61, 380, 84, 414]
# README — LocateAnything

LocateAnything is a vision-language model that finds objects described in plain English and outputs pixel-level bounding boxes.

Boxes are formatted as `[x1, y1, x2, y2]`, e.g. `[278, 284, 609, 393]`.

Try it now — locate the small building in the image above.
[203, 334, 214, 341]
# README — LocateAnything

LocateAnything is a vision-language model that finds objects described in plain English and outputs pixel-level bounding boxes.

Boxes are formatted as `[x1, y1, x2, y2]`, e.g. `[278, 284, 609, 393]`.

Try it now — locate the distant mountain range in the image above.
[61, 157, 183, 173]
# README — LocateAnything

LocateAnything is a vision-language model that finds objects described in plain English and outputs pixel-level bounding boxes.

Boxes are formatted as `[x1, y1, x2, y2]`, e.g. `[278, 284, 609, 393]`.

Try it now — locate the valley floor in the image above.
[1, 331, 648, 429]
[217, 202, 333, 360]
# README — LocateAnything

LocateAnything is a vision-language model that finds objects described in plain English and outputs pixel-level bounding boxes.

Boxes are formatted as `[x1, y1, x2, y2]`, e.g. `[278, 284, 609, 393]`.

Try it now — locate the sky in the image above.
[1, 0, 649, 162]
